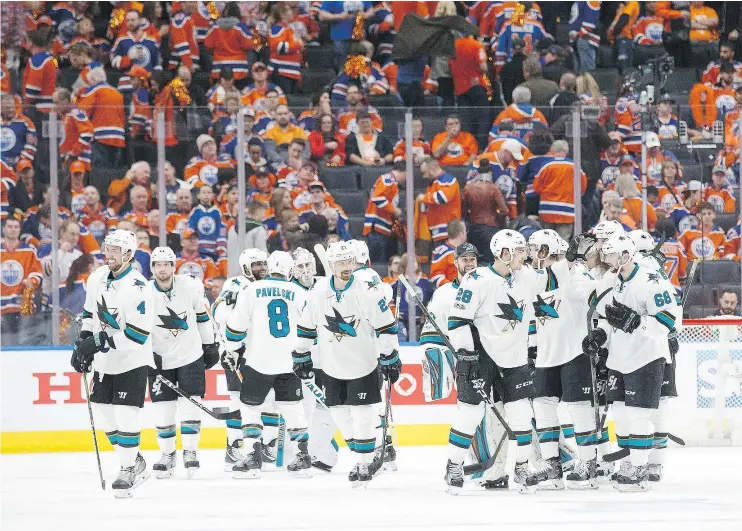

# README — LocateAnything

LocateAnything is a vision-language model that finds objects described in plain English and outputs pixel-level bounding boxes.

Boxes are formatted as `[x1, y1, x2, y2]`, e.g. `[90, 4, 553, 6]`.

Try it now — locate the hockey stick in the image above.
[302, 378, 331, 412]
[203, 302, 243, 383]
[82, 371, 106, 491]
[464, 422, 509, 476]
[398, 274, 515, 441]
[389, 275, 403, 447]
[313, 243, 331, 277]
[681, 260, 699, 308]
[601, 431, 687, 462]
[154, 374, 238, 420]
[374, 377, 394, 475]
[586, 287, 613, 444]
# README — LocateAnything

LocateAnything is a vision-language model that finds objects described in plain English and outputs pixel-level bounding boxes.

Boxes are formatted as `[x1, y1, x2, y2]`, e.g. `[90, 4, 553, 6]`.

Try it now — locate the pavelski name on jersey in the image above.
[150, 274, 214, 370]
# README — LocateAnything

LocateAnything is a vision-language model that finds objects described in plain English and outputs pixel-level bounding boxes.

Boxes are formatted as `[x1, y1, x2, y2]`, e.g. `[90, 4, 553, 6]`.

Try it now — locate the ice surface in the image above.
[2, 447, 741, 531]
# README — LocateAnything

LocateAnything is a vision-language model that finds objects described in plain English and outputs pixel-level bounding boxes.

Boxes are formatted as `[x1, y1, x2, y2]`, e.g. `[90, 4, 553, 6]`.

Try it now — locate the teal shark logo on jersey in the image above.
[365, 277, 381, 291]
[469, 271, 481, 280]
[157, 307, 189, 337]
[324, 308, 358, 341]
[533, 294, 560, 324]
[96, 298, 120, 330]
[495, 294, 524, 331]
[133, 279, 146, 291]
[647, 272, 661, 284]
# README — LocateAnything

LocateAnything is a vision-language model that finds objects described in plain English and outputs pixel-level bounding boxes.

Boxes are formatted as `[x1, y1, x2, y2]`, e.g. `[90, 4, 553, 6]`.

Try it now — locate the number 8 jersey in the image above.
[224, 277, 305, 375]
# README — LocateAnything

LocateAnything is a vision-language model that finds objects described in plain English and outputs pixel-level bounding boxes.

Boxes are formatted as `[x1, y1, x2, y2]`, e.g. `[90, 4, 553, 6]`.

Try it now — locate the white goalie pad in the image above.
[421, 347, 456, 402]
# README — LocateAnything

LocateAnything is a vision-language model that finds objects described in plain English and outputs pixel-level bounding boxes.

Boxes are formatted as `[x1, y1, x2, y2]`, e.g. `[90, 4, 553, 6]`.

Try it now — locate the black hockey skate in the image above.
[566, 458, 599, 490]
[233, 441, 262, 479]
[614, 463, 650, 492]
[287, 442, 312, 478]
[648, 463, 662, 482]
[482, 475, 509, 490]
[596, 459, 614, 483]
[183, 450, 199, 479]
[513, 461, 540, 494]
[372, 435, 397, 472]
[348, 463, 360, 484]
[153, 451, 176, 479]
[444, 459, 464, 495]
[112, 453, 150, 498]
[261, 438, 277, 464]
[610, 460, 630, 483]
[224, 439, 246, 472]
[355, 463, 375, 488]
[535, 456, 565, 490]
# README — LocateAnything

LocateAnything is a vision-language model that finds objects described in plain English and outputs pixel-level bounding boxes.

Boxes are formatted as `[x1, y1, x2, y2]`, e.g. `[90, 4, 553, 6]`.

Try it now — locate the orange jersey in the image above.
[430, 241, 456, 287]
[449, 36, 487, 96]
[192, 2, 216, 42]
[656, 183, 687, 212]
[484, 136, 533, 163]
[240, 84, 288, 113]
[392, 139, 431, 163]
[704, 185, 736, 214]
[168, 10, 199, 70]
[22, 51, 58, 113]
[152, 85, 179, 147]
[363, 172, 400, 237]
[268, 23, 303, 81]
[204, 24, 254, 80]
[491, 105, 548, 143]
[60, 108, 95, 169]
[176, 254, 219, 284]
[431, 131, 479, 166]
[1, 64, 11, 93]
[632, 15, 667, 46]
[77, 83, 126, 148]
[420, 172, 462, 242]
[121, 210, 150, 229]
[1, 161, 18, 220]
[623, 197, 657, 230]
[166, 212, 190, 238]
[532, 157, 587, 224]
[392, 1, 429, 32]
[616, 1, 641, 40]
[724, 109, 740, 150]
[725, 223, 742, 260]
[659, 239, 687, 288]
[0, 241, 43, 314]
[184, 155, 237, 188]
[129, 88, 152, 138]
[678, 225, 726, 261]
[337, 107, 383, 135]
[79, 204, 117, 241]
[690, 5, 719, 42]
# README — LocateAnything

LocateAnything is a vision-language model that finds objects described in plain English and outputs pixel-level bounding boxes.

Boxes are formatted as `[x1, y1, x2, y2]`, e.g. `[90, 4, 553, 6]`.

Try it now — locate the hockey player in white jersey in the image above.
[147, 247, 219, 479]
[71, 229, 154, 497]
[583, 233, 679, 491]
[527, 230, 603, 490]
[628, 229, 679, 482]
[291, 247, 341, 473]
[212, 249, 275, 471]
[224, 251, 311, 479]
[588, 220, 625, 280]
[292, 241, 402, 486]
[445, 230, 543, 494]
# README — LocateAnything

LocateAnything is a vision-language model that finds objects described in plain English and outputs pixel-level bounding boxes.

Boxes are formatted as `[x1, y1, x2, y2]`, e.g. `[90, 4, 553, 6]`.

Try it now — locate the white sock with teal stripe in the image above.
[533, 396, 560, 460]
[94, 403, 118, 449]
[177, 396, 202, 451]
[114, 405, 141, 468]
[448, 401, 484, 463]
[649, 398, 668, 465]
[504, 398, 535, 463]
[329, 405, 354, 455]
[239, 404, 264, 444]
[226, 392, 242, 446]
[350, 405, 376, 464]
[567, 401, 598, 461]
[626, 406, 653, 467]
[152, 401, 178, 454]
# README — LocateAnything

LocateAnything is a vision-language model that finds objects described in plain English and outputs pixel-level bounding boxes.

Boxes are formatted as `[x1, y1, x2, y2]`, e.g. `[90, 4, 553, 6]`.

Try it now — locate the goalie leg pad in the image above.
[309, 404, 339, 468]
[422, 347, 456, 402]
[472, 402, 509, 482]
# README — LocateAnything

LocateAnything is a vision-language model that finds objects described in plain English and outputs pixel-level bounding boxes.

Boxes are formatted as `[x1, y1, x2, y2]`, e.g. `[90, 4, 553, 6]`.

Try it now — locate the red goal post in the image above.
[674, 318, 742, 446]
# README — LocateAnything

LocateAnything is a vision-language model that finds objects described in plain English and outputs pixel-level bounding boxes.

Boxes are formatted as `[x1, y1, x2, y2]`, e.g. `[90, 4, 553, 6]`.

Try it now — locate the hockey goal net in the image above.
[676, 319, 742, 446]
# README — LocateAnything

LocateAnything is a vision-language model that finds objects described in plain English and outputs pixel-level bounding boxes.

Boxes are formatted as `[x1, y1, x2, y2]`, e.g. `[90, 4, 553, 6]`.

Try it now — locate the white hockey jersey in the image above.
[81, 264, 155, 375]
[295, 273, 399, 380]
[420, 280, 459, 347]
[447, 265, 541, 368]
[225, 277, 305, 375]
[212, 275, 251, 337]
[150, 275, 215, 370]
[594, 263, 679, 374]
[529, 259, 598, 368]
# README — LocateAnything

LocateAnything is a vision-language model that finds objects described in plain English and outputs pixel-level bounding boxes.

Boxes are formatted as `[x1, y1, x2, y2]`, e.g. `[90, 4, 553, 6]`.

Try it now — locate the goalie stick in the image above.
[398, 274, 515, 441]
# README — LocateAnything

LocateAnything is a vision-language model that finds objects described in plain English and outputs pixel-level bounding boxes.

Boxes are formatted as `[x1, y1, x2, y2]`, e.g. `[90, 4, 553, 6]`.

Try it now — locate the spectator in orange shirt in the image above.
[690, 2, 719, 42]
[107, 161, 153, 214]
[679, 201, 727, 261]
[704, 165, 737, 213]
[121, 185, 152, 229]
[392, 117, 431, 165]
[345, 109, 394, 166]
[449, 34, 490, 148]
[418, 157, 462, 242]
[431, 114, 479, 166]
[165, 187, 193, 240]
[614, 172, 658, 230]
[430, 219, 467, 287]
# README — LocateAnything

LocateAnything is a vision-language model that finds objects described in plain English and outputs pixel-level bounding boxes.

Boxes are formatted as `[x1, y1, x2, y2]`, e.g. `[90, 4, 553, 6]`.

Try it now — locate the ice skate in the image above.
[183, 450, 199, 479]
[614, 463, 650, 492]
[348, 463, 360, 485]
[444, 459, 464, 495]
[372, 435, 397, 472]
[311, 459, 333, 473]
[597, 459, 614, 483]
[481, 475, 509, 490]
[513, 462, 540, 494]
[153, 451, 176, 479]
[224, 439, 246, 472]
[112, 453, 149, 498]
[261, 438, 277, 464]
[287, 442, 312, 478]
[566, 458, 599, 490]
[648, 463, 662, 482]
[233, 441, 262, 479]
[610, 460, 631, 483]
[355, 463, 374, 488]
[535, 456, 565, 490]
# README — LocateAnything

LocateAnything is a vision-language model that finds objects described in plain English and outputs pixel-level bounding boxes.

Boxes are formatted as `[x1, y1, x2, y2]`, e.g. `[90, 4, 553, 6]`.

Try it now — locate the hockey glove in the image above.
[582, 328, 608, 359]
[74, 332, 110, 373]
[668, 328, 679, 356]
[604, 299, 642, 333]
[566, 233, 596, 262]
[455, 349, 480, 382]
[223, 290, 237, 307]
[379, 349, 402, 383]
[527, 346, 537, 369]
[221, 345, 244, 372]
[75, 330, 93, 348]
[202, 343, 221, 369]
[292, 350, 314, 380]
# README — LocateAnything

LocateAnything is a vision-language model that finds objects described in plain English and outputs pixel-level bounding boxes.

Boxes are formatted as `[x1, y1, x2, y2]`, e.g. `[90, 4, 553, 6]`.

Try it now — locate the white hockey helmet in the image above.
[556, 236, 568, 255]
[326, 241, 356, 275]
[628, 229, 655, 253]
[150, 246, 177, 267]
[103, 229, 137, 257]
[238, 248, 268, 279]
[268, 251, 294, 279]
[353, 239, 370, 266]
[490, 230, 526, 261]
[528, 229, 562, 257]
[601, 232, 636, 263]
[594, 220, 625, 240]
[292, 247, 316, 287]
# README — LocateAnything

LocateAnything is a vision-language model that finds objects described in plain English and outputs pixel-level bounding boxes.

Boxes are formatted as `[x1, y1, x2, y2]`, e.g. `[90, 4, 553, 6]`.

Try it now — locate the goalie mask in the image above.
[292, 247, 316, 288]
[239, 248, 268, 281]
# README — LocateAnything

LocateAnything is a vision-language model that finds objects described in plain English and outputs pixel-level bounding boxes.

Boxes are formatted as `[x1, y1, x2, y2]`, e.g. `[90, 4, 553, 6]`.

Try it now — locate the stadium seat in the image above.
[358, 166, 390, 190]
[318, 166, 360, 190]
[716, 214, 737, 233]
[687, 305, 714, 318]
[288, 94, 312, 111]
[591, 69, 619, 95]
[597, 45, 615, 68]
[442, 166, 470, 187]
[680, 163, 703, 182]
[686, 284, 717, 307]
[699, 260, 742, 284]
[301, 68, 336, 94]
[305, 45, 335, 70]
[349, 215, 365, 239]
[332, 190, 369, 216]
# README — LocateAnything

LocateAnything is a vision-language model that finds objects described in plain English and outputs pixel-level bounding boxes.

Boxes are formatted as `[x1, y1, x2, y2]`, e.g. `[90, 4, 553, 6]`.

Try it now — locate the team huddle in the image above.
[69, 218, 679, 498]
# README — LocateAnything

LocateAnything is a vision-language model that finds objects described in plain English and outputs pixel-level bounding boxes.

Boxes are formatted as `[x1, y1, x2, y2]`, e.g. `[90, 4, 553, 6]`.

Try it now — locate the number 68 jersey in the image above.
[224, 277, 305, 375]
[81, 265, 155, 375]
